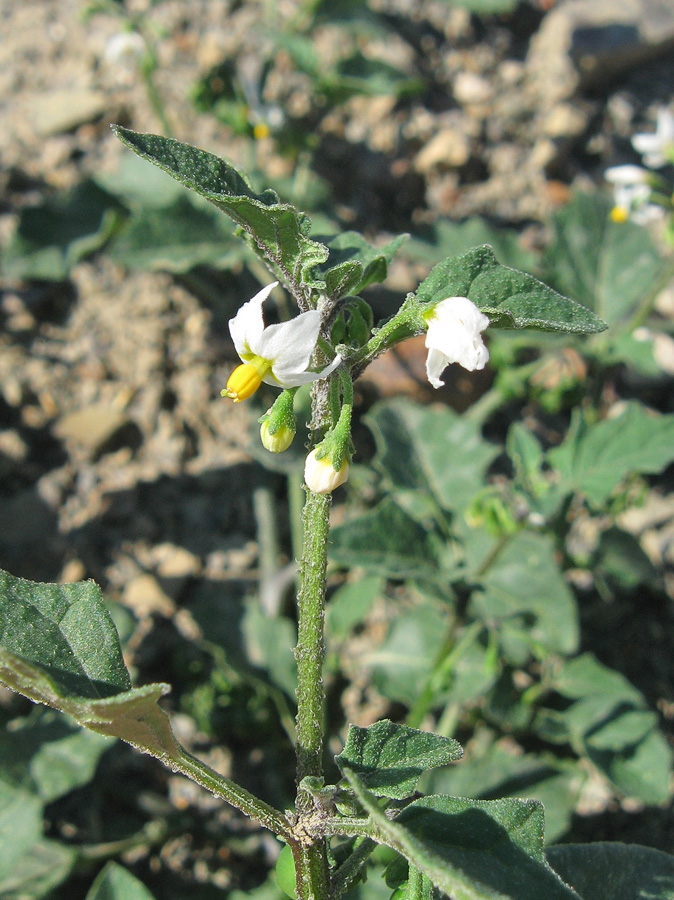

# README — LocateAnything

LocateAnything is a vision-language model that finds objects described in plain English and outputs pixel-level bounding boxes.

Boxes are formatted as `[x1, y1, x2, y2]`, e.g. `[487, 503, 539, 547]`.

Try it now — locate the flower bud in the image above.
[260, 418, 295, 453]
[304, 449, 349, 494]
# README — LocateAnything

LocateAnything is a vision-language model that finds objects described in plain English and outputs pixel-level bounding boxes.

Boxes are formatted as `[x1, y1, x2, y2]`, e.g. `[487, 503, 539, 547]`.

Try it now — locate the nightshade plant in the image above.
[1, 127, 674, 900]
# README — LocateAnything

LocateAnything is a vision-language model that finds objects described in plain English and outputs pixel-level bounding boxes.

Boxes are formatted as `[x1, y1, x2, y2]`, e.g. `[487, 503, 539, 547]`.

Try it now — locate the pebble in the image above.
[54, 404, 139, 458]
[26, 88, 107, 137]
[414, 128, 471, 173]
[122, 573, 176, 619]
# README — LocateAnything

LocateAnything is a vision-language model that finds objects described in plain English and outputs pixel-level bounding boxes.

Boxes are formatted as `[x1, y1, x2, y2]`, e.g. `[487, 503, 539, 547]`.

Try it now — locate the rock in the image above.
[122, 573, 176, 619]
[526, 0, 674, 105]
[542, 102, 590, 138]
[27, 88, 107, 137]
[54, 404, 141, 458]
[414, 128, 471, 173]
[453, 71, 494, 107]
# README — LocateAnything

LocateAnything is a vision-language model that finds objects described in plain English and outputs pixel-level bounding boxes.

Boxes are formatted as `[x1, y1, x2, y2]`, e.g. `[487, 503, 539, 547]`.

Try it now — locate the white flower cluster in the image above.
[605, 107, 674, 225]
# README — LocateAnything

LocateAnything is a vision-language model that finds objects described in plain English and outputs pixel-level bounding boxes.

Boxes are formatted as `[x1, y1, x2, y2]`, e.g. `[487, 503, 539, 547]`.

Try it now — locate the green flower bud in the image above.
[260, 419, 295, 453]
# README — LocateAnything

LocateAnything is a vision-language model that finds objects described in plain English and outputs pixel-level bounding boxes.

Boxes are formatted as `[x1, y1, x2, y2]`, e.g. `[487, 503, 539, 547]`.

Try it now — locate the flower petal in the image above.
[257, 309, 322, 373]
[229, 282, 278, 359]
[267, 354, 341, 388]
[425, 347, 449, 388]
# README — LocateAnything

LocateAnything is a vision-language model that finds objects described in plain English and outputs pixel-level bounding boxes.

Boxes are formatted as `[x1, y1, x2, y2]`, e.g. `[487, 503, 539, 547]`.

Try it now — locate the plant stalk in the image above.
[293, 487, 333, 900]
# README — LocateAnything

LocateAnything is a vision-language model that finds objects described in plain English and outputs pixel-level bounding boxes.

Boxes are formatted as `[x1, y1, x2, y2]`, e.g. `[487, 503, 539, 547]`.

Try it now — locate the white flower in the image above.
[632, 108, 674, 169]
[423, 296, 489, 388]
[304, 448, 349, 494]
[604, 165, 663, 225]
[104, 32, 145, 65]
[223, 282, 340, 402]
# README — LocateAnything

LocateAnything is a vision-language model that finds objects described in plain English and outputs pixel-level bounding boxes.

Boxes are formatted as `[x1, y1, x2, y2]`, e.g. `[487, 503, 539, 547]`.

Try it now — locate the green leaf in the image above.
[326, 575, 383, 642]
[545, 192, 666, 328]
[329, 499, 442, 579]
[0, 714, 111, 802]
[0, 781, 77, 899]
[344, 771, 580, 900]
[108, 194, 249, 273]
[0, 569, 179, 763]
[112, 126, 329, 301]
[544, 653, 673, 804]
[405, 219, 537, 272]
[429, 742, 584, 844]
[547, 402, 674, 506]
[86, 861, 158, 900]
[469, 532, 580, 657]
[242, 601, 297, 697]
[335, 720, 462, 799]
[1, 180, 124, 281]
[320, 232, 408, 299]
[414, 246, 606, 334]
[367, 605, 448, 706]
[547, 843, 674, 900]
[365, 398, 500, 515]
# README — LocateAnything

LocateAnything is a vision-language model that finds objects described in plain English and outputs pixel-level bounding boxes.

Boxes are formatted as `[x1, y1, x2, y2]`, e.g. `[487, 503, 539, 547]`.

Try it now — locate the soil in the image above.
[2, 0, 674, 894]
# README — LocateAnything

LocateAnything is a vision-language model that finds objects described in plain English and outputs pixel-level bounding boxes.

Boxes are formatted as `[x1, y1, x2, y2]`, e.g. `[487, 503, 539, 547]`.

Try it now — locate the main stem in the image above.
[294, 487, 332, 900]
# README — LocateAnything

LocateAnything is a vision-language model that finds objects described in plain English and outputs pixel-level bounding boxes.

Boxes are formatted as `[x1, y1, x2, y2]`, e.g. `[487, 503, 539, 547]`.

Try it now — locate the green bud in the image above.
[258, 389, 297, 453]
[260, 418, 295, 453]
[330, 298, 374, 349]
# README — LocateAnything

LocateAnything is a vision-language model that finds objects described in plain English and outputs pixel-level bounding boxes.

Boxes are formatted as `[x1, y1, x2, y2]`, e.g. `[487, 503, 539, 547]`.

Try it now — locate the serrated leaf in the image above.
[547, 843, 674, 900]
[547, 402, 674, 506]
[343, 771, 580, 900]
[329, 499, 442, 579]
[365, 398, 500, 515]
[335, 720, 462, 799]
[469, 532, 579, 656]
[545, 192, 666, 328]
[112, 127, 328, 301]
[86, 861, 158, 900]
[414, 246, 606, 335]
[429, 742, 584, 844]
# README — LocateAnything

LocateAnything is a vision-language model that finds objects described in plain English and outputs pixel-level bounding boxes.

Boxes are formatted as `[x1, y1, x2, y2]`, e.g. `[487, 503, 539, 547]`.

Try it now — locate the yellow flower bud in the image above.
[304, 449, 349, 494]
[222, 363, 263, 402]
[260, 419, 294, 453]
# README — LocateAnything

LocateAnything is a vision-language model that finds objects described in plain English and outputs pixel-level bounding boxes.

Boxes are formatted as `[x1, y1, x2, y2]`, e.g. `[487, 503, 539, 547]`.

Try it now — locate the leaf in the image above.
[545, 192, 666, 328]
[0, 714, 111, 802]
[320, 232, 409, 299]
[547, 402, 674, 506]
[329, 499, 442, 579]
[1, 180, 124, 281]
[86, 861, 159, 900]
[405, 219, 537, 272]
[543, 653, 672, 804]
[367, 605, 448, 706]
[326, 575, 383, 642]
[112, 127, 329, 301]
[0, 569, 179, 764]
[0, 783, 44, 880]
[414, 246, 606, 335]
[469, 532, 580, 657]
[344, 771, 580, 900]
[335, 720, 462, 799]
[365, 398, 500, 516]
[108, 194, 249, 273]
[429, 742, 584, 844]
[242, 601, 297, 697]
[0, 837, 76, 900]
[547, 843, 674, 900]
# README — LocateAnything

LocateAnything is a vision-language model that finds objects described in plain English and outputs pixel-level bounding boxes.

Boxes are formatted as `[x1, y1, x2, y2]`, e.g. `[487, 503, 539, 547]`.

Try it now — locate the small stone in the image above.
[122, 573, 176, 619]
[414, 128, 470, 173]
[27, 88, 107, 137]
[54, 404, 141, 458]
[542, 103, 589, 138]
[60, 559, 87, 584]
[453, 71, 493, 106]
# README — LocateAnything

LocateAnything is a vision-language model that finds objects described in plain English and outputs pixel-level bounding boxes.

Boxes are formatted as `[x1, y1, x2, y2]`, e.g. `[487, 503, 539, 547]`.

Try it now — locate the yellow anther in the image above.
[610, 205, 629, 224]
[222, 363, 264, 402]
